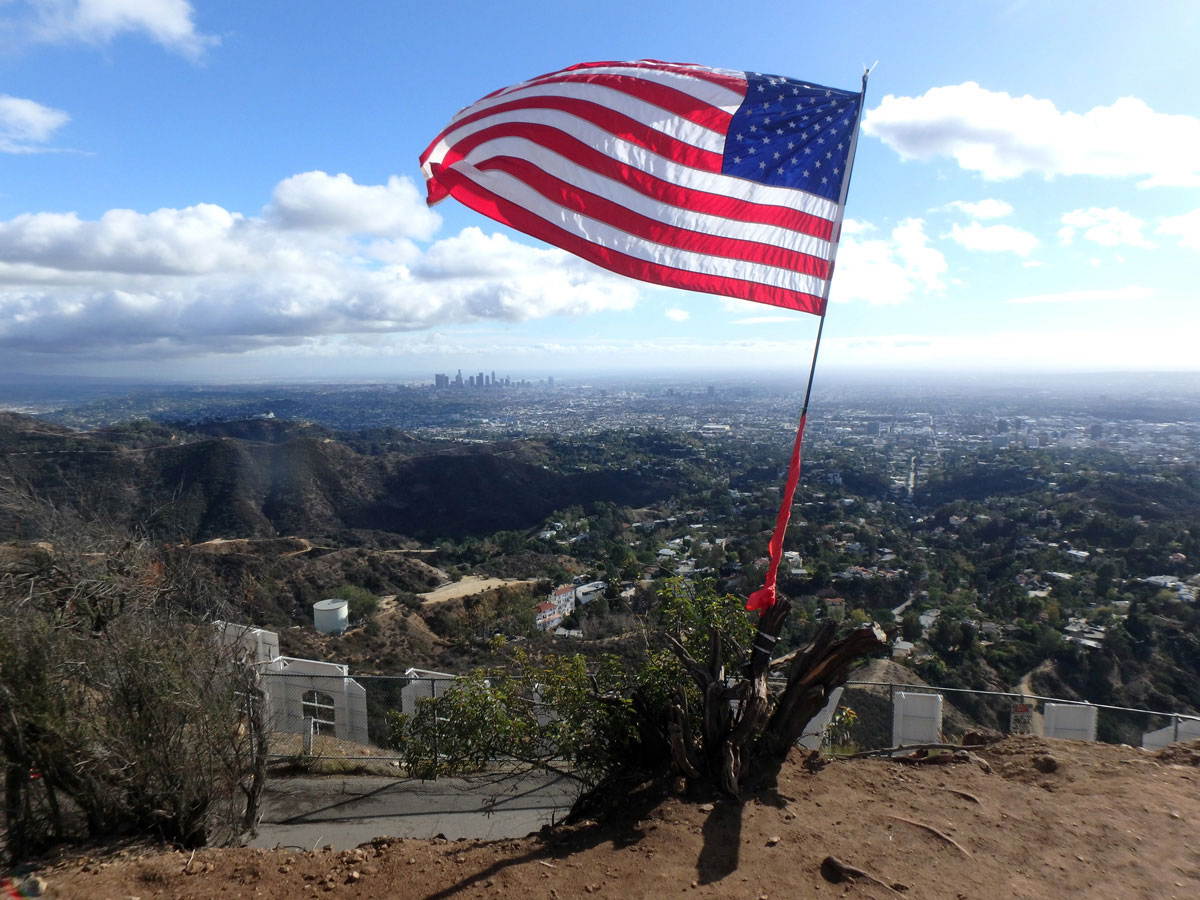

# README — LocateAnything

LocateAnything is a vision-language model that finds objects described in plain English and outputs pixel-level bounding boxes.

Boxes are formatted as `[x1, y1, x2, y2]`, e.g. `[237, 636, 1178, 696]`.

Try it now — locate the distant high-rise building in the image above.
[455, 369, 463, 387]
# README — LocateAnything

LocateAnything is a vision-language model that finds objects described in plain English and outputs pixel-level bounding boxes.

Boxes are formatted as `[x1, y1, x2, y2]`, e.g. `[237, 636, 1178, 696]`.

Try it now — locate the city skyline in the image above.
[1, 2, 1198, 380]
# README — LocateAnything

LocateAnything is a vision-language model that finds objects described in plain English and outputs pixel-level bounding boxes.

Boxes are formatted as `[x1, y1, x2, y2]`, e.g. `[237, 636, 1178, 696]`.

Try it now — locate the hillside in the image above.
[0, 413, 675, 542]
[20, 735, 1200, 900]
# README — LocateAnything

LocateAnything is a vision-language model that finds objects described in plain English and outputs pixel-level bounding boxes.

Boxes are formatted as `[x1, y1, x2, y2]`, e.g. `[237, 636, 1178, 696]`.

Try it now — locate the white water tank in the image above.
[313, 598, 349, 634]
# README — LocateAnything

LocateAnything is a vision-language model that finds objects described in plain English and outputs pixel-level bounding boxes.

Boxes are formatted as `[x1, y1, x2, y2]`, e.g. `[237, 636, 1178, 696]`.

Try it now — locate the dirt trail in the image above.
[25, 735, 1200, 900]
[1016, 664, 1050, 736]
[417, 575, 537, 605]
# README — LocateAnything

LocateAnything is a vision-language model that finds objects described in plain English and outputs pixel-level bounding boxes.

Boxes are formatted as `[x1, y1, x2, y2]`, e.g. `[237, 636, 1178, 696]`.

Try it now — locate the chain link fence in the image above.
[832, 680, 1200, 754]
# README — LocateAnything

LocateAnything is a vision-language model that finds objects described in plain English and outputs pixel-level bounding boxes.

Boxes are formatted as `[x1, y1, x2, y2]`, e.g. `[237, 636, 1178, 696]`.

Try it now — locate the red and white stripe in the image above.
[421, 60, 845, 315]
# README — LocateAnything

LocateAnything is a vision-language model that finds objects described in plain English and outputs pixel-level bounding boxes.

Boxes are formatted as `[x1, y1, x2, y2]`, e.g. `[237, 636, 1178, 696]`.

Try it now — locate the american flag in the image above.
[421, 60, 863, 315]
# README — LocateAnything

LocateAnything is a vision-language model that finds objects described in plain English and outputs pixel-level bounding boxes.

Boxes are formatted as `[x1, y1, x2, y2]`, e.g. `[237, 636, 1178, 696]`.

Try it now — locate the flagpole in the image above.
[745, 67, 873, 625]
[799, 65, 872, 418]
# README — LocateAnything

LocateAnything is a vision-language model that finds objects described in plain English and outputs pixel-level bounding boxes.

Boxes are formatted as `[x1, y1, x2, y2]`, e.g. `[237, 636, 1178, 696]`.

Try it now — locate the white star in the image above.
[762, 136, 770, 145]
[824, 90, 831, 97]
[749, 125, 758, 133]
[826, 151, 832, 159]
[764, 116, 772, 125]
[736, 134, 744, 142]
[777, 166, 785, 174]
[759, 161, 767, 169]
[776, 128, 783, 135]
[792, 87, 800, 95]
[833, 167, 840, 175]
[822, 175, 828, 183]
[815, 160, 821, 168]
[804, 147, 811, 155]
[817, 136, 825, 144]
[787, 141, 795, 150]
[803, 169, 810, 177]
[757, 84, 765, 92]
[733, 156, 741, 164]
[825, 115, 833, 122]
[773, 151, 781, 159]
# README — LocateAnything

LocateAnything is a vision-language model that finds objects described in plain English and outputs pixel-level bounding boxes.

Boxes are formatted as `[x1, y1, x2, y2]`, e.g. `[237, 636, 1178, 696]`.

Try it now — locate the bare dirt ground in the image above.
[417, 576, 538, 605]
[16, 735, 1200, 900]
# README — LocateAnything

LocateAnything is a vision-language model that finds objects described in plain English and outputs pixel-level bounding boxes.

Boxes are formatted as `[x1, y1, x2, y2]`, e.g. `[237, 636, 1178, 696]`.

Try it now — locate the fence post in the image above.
[303, 716, 314, 756]
[431, 678, 438, 781]
[1173, 713, 1180, 744]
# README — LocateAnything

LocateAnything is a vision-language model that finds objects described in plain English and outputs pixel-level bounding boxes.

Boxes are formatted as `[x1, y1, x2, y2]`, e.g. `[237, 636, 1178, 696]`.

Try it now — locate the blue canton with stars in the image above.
[722, 72, 861, 201]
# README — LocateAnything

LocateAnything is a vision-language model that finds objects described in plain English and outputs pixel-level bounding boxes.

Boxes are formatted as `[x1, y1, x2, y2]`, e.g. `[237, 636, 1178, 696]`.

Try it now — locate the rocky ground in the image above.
[9, 735, 1200, 900]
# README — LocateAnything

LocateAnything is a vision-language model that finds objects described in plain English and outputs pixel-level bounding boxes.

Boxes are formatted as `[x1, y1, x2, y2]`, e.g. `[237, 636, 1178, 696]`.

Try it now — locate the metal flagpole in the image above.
[745, 65, 874, 619]
[800, 64, 873, 417]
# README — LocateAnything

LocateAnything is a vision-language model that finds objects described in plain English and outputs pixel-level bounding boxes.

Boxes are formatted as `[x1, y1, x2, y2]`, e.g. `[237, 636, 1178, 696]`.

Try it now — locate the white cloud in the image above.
[267, 171, 440, 240]
[0, 94, 69, 153]
[948, 221, 1038, 256]
[832, 218, 947, 305]
[0, 173, 638, 357]
[1059, 207, 1152, 248]
[945, 198, 1013, 219]
[8, 0, 216, 58]
[664, 307, 689, 322]
[864, 83, 1200, 187]
[1006, 286, 1152, 304]
[1157, 209, 1200, 250]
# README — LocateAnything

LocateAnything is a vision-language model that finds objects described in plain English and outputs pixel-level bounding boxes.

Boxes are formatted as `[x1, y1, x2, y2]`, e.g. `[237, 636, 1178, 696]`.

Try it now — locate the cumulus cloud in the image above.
[1058, 207, 1152, 248]
[267, 171, 440, 240]
[831, 218, 947, 305]
[0, 172, 639, 357]
[864, 83, 1200, 187]
[945, 198, 1013, 219]
[948, 221, 1038, 256]
[1156, 209, 1200, 250]
[665, 307, 689, 322]
[0, 94, 69, 153]
[7, 0, 216, 58]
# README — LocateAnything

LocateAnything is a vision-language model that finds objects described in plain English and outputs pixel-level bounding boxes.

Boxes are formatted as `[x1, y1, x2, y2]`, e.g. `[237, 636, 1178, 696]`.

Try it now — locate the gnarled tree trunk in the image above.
[667, 599, 886, 797]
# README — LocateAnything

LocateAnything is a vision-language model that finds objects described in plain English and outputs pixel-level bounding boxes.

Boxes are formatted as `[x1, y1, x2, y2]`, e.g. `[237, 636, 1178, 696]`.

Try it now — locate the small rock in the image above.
[766, 835, 781, 846]
[345, 870, 361, 883]
[1033, 755, 1059, 773]
[21, 876, 48, 897]
[699, 803, 714, 813]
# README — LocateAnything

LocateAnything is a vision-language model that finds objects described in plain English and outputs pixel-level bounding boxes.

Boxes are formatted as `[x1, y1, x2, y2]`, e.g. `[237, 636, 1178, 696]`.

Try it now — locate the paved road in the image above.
[250, 770, 580, 851]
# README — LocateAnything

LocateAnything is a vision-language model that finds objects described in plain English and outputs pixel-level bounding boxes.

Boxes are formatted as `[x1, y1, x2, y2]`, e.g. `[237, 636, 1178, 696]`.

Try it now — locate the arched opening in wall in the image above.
[302, 689, 337, 735]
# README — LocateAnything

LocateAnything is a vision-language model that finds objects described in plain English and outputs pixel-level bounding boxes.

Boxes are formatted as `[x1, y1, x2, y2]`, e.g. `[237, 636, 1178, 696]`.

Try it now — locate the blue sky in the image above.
[2, 0, 1199, 381]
